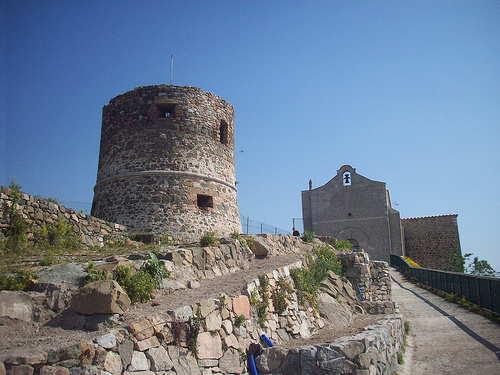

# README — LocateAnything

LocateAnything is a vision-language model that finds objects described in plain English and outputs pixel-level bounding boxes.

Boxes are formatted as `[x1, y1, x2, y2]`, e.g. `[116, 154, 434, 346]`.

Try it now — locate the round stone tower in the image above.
[91, 85, 241, 239]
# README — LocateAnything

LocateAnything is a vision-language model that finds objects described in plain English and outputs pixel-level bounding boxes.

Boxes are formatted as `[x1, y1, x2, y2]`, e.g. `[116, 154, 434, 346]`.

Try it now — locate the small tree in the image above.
[446, 250, 471, 273]
[467, 257, 499, 277]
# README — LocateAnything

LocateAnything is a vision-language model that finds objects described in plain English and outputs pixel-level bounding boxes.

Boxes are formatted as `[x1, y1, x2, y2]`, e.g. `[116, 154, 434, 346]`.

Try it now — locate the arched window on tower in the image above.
[219, 120, 229, 146]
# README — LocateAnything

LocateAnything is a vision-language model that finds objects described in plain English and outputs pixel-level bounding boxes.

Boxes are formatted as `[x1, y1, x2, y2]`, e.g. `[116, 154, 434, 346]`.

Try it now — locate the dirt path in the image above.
[391, 268, 500, 375]
[121, 253, 304, 324]
[0, 252, 392, 362]
[0, 253, 303, 360]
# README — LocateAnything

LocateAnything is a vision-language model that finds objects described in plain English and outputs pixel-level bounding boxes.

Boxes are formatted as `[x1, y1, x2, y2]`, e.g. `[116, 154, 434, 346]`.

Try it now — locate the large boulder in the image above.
[316, 292, 353, 327]
[36, 263, 87, 290]
[71, 280, 131, 315]
[0, 291, 33, 321]
[250, 236, 271, 257]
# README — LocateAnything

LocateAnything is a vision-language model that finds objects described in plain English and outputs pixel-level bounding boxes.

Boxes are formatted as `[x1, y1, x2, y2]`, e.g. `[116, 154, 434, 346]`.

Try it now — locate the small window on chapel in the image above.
[156, 102, 176, 118]
[197, 194, 213, 209]
[219, 120, 229, 146]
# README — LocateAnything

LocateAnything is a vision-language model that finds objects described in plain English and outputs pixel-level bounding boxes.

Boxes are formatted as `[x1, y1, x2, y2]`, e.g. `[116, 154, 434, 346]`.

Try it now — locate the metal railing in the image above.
[390, 254, 500, 315]
[240, 214, 291, 235]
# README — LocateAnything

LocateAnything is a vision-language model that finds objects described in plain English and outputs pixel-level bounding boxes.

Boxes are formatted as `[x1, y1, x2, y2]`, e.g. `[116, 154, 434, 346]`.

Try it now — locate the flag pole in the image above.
[170, 55, 173, 85]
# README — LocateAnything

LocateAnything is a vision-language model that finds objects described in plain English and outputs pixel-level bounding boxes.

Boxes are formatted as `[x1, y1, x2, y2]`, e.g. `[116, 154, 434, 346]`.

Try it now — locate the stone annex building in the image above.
[302, 165, 461, 268]
[91, 85, 241, 239]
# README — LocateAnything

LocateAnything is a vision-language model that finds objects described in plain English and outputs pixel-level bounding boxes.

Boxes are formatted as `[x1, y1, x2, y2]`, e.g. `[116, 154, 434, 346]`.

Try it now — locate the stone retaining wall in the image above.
[339, 252, 391, 303]
[0, 185, 128, 247]
[255, 314, 405, 375]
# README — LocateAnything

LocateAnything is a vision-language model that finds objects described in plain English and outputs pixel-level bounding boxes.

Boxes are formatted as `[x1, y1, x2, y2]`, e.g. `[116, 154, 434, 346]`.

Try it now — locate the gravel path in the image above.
[391, 268, 500, 375]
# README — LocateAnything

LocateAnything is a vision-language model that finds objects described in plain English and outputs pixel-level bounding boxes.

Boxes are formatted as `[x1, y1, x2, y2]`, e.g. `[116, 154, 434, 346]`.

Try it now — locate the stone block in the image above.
[329, 340, 365, 361]
[255, 347, 287, 373]
[0, 291, 33, 321]
[317, 346, 344, 372]
[127, 319, 154, 341]
[71, 280, 130, 315]
[118, 340, 134, 369]
[221, 319, 232, 335]
[128, 351, 149, 372]
[96, 333, 116, 349]
[232, 295, 249, 319]
[219, 348, 244, 375]
[196, 332, 223, 359]
[146, 346, 173, 371]
[103, 352, 122, 375]
[198, 299, 216, 318]
[169, 305, 193, 322]
[167, 346, 201, 375]
[224, 334, 239, 349]
[205, 310, 222, 331]
[5, 365, 34, 375]
[148, 315, 166, 334]
[38, 366, 70, 375]
[134, 336, 160, 351]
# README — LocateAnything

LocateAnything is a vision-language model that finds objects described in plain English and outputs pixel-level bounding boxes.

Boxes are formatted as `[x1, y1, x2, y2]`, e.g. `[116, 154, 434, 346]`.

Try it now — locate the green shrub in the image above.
[290, 244, 342, 307]
[161, 233, 174, 245]
[302, 230, 315, 243]
[272, 277, 293, 313]
[250, 275, 270, 327]
[332, 238, 353, 251]
[234, 314, 246, 327]
[141, 252, 169, 288]
[200, 232, 219, 247]
[186, 306, 202, 357]
[0, 270, 38, 291]
[4, 179, 28, 255]
[86, 262, 108, 283]
[36, 219, 79, 252]
[113, 265, 155, 303]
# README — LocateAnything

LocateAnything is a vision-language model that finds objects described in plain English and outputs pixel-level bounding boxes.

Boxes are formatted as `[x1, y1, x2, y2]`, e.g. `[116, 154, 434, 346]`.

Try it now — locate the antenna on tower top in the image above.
[170, 55, 173, 86]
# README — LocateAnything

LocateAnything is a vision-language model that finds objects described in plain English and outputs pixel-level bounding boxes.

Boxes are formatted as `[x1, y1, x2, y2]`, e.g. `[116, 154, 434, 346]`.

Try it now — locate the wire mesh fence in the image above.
[240, 214, 291, 235]
[391, 254, 500, 315]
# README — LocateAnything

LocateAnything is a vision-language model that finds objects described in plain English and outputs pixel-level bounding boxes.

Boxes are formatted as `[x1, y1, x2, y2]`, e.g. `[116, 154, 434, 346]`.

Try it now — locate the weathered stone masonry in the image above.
[402, 214, 461, 269]
[91, 85, 241, 240]
[0, 186, 127, 247]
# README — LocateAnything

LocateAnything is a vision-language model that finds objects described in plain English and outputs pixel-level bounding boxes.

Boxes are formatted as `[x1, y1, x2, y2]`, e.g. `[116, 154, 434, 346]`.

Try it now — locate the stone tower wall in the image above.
[91, 85, 241, 239]
[401, 214, 461, 270]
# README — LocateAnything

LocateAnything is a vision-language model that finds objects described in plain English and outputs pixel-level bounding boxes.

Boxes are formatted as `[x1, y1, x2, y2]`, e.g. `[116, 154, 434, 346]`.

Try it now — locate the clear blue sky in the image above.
[1, 1, 499, 271]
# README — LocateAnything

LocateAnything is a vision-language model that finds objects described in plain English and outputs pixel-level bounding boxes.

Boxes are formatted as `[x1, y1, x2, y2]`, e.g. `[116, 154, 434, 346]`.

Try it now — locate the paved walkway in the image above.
[391, 268, 500, 375]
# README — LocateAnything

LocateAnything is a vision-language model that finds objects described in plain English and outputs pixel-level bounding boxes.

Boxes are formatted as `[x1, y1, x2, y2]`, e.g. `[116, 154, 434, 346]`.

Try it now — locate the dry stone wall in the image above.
[0, 235, 400, 375]
[0, 186, 127, 247]
[254, 315, 405, 375]
[339, 251, 395, 315]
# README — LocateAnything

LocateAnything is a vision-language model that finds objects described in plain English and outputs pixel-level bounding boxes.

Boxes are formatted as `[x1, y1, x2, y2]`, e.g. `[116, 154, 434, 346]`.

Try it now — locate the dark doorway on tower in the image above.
[347, 239, 359, 251]
[197, 194, 213, 209]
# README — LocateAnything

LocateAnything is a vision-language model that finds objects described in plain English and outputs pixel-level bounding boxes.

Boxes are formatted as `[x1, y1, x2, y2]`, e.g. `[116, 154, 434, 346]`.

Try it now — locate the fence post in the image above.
[246, 216, 249, 234]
